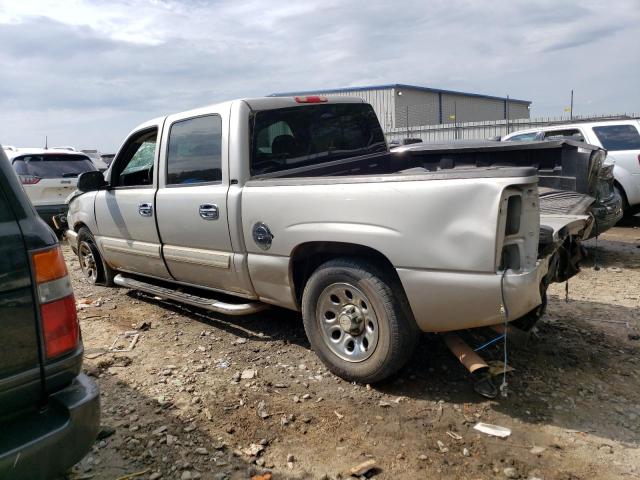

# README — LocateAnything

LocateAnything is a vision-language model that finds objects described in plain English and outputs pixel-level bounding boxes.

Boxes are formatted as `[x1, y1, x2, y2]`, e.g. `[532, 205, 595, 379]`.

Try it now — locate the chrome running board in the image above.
[114, 274, 268, 316]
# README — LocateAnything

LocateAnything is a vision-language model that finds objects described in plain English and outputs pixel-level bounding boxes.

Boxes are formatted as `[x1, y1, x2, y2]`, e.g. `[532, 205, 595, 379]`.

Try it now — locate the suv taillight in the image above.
[19, 175, 41, 185]
[32, 246, 79, 359]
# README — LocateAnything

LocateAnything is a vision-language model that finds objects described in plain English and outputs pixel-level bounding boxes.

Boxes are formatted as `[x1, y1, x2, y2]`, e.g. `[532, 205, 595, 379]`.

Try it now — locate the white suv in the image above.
[503, 120, 640, 217]
[6, 148, 98, 231]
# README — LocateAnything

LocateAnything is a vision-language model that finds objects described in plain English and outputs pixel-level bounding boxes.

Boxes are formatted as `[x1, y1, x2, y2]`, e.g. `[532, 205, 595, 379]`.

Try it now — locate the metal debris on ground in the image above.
[109, 331, 140, 352]
[349, 459, 378, 476]
[487, 360, 516, 377]
[114, 468, 150, 480]
[473, 422, 512, 438]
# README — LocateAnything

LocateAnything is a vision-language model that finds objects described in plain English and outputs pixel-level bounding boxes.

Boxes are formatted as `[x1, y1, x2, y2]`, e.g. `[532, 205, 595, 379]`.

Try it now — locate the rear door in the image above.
[94, 125, 172, 279]
[155, 106, 249, 294]
[0, 178, 42, 415]
[12, 154, 97, 206]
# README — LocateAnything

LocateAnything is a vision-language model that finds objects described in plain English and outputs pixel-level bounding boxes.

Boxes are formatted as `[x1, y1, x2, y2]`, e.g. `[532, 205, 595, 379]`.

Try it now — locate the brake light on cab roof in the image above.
[32, 246, 79, 359]
[294, 96, 328, 103]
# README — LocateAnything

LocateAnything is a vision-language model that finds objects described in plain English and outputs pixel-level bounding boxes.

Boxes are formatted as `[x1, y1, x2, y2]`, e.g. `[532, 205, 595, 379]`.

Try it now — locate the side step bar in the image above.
[114, 274, 269, 316]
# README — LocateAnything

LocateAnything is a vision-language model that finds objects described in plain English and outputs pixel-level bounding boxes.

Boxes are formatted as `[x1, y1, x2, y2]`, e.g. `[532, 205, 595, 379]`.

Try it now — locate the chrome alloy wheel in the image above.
[78, 241, 98, 282]
[316, 282, 379, 362]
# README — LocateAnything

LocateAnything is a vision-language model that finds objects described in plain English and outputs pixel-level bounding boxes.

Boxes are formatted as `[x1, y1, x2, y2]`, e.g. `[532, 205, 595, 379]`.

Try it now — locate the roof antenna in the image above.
[45, 135, 48, 149]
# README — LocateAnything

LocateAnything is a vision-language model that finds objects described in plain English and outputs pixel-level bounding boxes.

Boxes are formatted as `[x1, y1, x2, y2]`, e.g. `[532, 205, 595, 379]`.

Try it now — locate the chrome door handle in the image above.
[199, 204, 219, 220]
[138, 203, 153, 217]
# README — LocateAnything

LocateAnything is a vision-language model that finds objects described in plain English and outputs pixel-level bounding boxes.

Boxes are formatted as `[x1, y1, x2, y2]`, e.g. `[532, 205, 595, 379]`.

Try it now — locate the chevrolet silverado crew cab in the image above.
[0, 147, 100, 478]
[66, 96, 561, 383]
[503, 119, 640, 217]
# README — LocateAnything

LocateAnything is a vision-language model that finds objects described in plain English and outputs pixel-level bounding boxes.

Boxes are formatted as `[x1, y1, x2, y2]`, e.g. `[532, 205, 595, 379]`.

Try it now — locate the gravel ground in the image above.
[62, 220, 639, 480]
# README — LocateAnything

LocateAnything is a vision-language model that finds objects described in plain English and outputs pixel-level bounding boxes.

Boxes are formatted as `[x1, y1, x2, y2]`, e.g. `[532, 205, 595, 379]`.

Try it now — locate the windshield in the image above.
[592, 124, 640, 151]
[12, 154, 97, 178]
[250, 103, 387, 176]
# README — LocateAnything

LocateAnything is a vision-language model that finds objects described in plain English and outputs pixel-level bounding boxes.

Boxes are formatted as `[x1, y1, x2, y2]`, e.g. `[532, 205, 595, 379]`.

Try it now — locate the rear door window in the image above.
[592, 124, 640, 151]
[12, 154, 96, 179]
[166, 115, 222, 185]
[250, 103, 387, 176]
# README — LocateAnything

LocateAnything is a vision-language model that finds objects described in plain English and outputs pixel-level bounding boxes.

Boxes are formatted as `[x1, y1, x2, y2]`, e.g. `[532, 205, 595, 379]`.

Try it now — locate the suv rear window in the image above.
[592, 124, 640, 151]
[12, 154, 97, 178]
[250, 103, 386, 176]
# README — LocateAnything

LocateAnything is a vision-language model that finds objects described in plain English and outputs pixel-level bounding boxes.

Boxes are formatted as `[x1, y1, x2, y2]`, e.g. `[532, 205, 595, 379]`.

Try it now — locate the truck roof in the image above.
[127, 96, 367, 137]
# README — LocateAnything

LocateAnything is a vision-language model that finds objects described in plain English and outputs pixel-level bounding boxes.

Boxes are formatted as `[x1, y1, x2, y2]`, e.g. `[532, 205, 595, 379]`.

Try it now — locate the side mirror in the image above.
[77, 171, 108, 192]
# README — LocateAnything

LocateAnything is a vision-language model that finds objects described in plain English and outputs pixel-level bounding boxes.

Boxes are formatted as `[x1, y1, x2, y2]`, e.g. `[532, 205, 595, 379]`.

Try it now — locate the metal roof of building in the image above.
[270, 83, 531, 105]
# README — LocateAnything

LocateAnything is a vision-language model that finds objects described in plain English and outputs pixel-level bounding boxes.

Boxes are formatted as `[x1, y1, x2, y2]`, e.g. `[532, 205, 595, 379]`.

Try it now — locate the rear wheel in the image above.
[302, 258, 419, 383]
[77, 227, 115, 287]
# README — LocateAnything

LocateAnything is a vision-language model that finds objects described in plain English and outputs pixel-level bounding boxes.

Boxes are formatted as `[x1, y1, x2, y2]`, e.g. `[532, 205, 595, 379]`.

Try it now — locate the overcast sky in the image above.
[1, 0, 639, 151]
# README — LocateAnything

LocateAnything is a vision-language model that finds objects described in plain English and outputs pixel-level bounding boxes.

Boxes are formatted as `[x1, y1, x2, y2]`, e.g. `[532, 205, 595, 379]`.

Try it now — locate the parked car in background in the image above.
[0, 146, 100, 479]
[5, 148, 98, 233]
[65, 96, 586, 383]
[503, 120, 640, 217]
[81, 150, 110, 172]
[100, 153, 115, 166]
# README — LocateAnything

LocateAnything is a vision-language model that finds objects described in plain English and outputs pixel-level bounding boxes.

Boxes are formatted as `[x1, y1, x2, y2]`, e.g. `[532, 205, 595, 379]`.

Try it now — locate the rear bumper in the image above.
[34, 204, 68, 231]
[398, 260, 548, 332]
[0, 373, 100, 480]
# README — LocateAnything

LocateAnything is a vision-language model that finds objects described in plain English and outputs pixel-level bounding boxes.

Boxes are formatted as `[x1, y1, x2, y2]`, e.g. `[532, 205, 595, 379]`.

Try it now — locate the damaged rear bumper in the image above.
[397, 259, 548, 333]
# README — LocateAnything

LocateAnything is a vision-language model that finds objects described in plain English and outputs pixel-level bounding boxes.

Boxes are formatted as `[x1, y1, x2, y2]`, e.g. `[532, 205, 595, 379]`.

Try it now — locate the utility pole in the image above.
[570, 90, 574, 120]
[454, 101, 458, 140]
[406, 105, 409, 141]
[506, 95, 510, 134]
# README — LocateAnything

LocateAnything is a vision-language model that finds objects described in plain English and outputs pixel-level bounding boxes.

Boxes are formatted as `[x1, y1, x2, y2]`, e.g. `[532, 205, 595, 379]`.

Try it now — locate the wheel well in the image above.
[74, 221, 88, 232]
[613, 181, 629, 208]
[290, 242, 400, 306]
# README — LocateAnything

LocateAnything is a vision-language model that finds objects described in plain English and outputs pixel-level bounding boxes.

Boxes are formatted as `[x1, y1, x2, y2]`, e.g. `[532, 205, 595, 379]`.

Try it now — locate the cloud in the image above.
[0, 0, 638, 150]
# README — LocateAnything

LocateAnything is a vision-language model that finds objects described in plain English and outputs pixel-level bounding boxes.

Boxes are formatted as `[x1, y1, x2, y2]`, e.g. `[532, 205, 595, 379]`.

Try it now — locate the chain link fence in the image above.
[386, 112, 640, 144]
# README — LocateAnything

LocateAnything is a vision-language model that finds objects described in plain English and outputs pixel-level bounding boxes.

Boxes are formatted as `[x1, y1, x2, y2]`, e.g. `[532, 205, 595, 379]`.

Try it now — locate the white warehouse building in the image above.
[271, 84, 531, 131]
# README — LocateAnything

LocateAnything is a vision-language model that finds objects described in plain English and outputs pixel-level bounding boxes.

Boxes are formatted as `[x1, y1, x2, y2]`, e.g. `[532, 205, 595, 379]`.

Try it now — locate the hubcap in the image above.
[316, 282, 379, 362]
[79, 241, 98, 282]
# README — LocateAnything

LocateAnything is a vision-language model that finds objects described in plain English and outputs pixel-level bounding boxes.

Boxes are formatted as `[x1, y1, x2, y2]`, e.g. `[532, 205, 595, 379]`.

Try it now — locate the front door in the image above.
[94, 124, 171, 279]
[155, 107, 248, 295]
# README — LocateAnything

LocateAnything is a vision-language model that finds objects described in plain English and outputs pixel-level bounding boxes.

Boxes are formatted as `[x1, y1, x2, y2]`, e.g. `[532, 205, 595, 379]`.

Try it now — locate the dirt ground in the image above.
[63, 220, 640, 480]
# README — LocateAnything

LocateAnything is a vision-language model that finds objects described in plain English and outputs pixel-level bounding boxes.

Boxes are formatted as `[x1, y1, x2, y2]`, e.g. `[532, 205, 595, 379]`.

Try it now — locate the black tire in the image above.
[613, 185, 633, 219]
[301, 257, 419, 384]
[77, 227, 115, 287]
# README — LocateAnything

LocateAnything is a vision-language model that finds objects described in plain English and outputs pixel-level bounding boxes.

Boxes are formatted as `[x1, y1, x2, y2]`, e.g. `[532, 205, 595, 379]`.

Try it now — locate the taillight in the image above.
[32, 246, 79, 359]
[19, 175, 41, 185]
[294, 95, 328, 103]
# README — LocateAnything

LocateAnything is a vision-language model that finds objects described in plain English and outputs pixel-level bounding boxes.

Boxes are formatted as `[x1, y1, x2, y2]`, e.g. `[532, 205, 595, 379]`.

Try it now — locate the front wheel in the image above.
[77, 227, 115, 287]
[301, 258, 419, 383]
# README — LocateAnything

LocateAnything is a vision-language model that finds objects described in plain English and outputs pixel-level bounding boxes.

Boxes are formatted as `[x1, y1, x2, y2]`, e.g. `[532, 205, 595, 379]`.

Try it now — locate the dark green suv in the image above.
[0, 147, 100, 479]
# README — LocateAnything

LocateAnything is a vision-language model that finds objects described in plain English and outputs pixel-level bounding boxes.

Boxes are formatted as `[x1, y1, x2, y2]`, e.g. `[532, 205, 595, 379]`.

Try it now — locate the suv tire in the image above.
[301, 257, 419, 383]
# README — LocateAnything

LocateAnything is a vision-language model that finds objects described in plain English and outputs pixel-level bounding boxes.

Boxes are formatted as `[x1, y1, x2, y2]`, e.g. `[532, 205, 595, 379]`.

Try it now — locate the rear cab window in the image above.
[250, 103, 387, 177]
[592, 124, 640, 151]
[12, 154, 96, 179]
[166, 115, 222, 185]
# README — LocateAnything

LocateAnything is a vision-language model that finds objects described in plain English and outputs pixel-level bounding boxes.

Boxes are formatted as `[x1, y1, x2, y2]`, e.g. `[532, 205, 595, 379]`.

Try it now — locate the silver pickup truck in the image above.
[66, 96, 568, 383]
